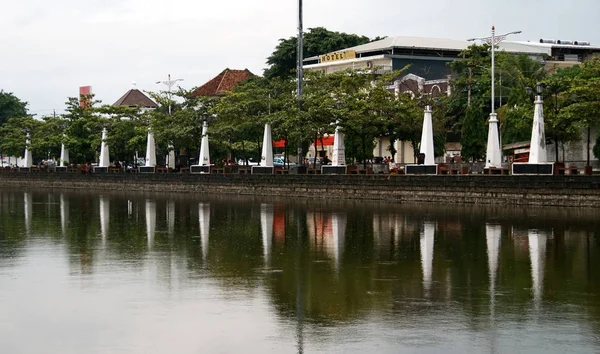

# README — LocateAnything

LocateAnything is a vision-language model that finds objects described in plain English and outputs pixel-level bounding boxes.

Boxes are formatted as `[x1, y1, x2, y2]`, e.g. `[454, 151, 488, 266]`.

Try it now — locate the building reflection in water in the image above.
[529, 229, 549, 308]
[167, 200, 175, 236]
[199, 203, 210, 263]
[145, 199, 156, 249]
[24, 192, 32, 235]
[260, 203, 274, 266]
[420, 221, 435, 294]
[60, 193, 69, 237]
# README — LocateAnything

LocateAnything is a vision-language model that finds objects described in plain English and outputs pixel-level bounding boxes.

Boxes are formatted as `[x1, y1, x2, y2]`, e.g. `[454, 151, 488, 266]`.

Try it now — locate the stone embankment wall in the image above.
[1, 173, 599, 207]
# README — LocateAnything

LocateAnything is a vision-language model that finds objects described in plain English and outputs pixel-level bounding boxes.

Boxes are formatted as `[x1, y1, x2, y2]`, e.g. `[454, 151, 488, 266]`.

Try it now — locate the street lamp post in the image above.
[468, 26, 521, 169]
[156, 74, 184, 116]
[296, 0, 305, 169]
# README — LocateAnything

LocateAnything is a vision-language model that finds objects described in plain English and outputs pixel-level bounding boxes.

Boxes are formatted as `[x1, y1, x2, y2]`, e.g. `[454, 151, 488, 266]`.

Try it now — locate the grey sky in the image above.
[1, 0, 598, 115]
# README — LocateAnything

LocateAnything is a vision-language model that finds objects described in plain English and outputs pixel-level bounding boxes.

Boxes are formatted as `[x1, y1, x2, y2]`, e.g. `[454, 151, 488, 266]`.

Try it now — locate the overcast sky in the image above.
[1, 0, 598, 115]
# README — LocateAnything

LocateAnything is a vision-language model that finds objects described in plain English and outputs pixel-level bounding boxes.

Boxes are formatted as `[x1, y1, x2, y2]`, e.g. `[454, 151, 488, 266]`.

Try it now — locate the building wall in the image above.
[374, 137, 414, 163]
[391, 58, 454, 80]
[546, 126, 599, 168]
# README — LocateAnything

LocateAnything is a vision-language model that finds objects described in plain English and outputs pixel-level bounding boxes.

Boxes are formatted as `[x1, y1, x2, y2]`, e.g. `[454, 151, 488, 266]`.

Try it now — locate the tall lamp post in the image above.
[468, 26, 521, 169]
[296, 0, 304, 168]
[156, 74, 184, 116]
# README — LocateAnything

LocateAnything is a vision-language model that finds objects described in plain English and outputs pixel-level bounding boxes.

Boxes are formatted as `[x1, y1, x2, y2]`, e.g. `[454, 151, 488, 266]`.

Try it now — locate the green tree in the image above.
[0, 116, 40, 158]
[264, 27, 376, 79]
[460, 103, 487, 162]
[0, 91, 28, 127]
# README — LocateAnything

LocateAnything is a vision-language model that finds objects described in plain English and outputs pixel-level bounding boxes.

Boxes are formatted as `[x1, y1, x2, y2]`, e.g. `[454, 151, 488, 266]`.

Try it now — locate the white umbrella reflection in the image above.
[331, 212, 347, 271]
[60, 193, 69, 237]
[99, 196, 109, 245]
[145, 199, 156, 249]
[199, 203, 210, 262]
[420, 221, 435, 294]
[261, 203, 274, 266]
[529, 229, 548, 308]
[166, 200, 175, 236]
[24, 192, 32, 235]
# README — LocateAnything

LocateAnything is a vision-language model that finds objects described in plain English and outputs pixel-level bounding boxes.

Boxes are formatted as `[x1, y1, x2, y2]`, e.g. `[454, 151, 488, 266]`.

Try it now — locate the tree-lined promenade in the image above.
[1, 28, 600, 169]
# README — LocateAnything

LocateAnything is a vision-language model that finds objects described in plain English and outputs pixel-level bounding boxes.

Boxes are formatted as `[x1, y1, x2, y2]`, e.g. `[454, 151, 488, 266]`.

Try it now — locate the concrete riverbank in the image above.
[1, 173, 599, 207]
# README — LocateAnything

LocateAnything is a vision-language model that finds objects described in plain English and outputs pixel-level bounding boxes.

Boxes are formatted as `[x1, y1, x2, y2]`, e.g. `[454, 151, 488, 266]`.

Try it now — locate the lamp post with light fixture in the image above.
[468, 26, 521, 169]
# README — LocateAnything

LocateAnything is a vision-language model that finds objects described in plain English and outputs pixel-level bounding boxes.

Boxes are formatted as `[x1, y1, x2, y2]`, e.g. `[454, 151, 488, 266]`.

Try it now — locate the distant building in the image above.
[303, 35, 600, 163]
[113, 83, 158, 112]
[190, 69, 254, 97]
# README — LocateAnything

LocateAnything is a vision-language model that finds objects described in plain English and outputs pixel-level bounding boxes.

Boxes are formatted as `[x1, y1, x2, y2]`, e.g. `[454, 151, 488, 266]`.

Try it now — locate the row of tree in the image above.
[1, 27, 599, 166]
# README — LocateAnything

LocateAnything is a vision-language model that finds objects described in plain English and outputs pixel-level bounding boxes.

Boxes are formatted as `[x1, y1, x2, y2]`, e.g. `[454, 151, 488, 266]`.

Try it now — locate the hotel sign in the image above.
[319, 50, 356, 63]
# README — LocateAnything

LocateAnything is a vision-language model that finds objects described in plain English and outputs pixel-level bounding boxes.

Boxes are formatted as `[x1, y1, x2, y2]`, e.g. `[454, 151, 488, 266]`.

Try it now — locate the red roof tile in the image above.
[191, 69, 254, 97]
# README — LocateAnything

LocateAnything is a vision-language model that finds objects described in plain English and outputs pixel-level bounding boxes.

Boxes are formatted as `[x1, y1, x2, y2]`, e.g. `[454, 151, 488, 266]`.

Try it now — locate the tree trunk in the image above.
[587, 125, 591, 166]
[313, 133, 318, 169]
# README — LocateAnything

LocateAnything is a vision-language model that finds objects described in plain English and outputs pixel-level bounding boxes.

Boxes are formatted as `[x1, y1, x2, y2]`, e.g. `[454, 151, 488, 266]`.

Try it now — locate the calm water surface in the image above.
[0, 189, 599, 353]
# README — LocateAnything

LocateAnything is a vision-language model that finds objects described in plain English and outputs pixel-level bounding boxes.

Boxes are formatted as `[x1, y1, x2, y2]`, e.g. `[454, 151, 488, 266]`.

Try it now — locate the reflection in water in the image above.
[529, 229, 548, 308]
[260, 203, 274, 266]
[486, 224, 501, 295]
[331, 213, 346, 270]
[23, 192, 32, 235]
[1, 190, 600, 353]
[167, 200, 175, 236]
[60, 193, 69, 237]
[146, 200, 156, 249]
[420, 221, 435, 293]
[99, 196, 109, 244]
[199, 203, 210, 262]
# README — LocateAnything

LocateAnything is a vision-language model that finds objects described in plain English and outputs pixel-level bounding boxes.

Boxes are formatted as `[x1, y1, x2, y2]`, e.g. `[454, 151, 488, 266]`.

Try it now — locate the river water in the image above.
[0, 189, 599, 353]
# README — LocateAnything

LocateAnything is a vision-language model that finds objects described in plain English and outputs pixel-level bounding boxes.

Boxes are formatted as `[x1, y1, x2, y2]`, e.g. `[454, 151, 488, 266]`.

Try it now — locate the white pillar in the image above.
[24, 132, 32, 168]
[420, 221, 435, 293]
[198, 121, 210, 166]
[261, 203, 274, 265]
[145, 131, 156, 167]
[420, 106, 435, 165]
[166, 144, 175, 169]
[261, 123, 274, 167]
[528, 94, 547, 164]
[485, 113, 502, 168]
[332, 121, 345, 166]
[59, 143, 69, 167]
[99, 128, 110, 167]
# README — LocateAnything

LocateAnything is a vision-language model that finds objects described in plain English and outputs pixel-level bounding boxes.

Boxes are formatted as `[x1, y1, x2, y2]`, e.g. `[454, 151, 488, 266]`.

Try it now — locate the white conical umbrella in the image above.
[23, 132, 32, 168]
[332, 121, 345, 166]
[485, 113, 501, 168]
[99, 128, 110, 167]
[420, 106, 435, 165]
[145, 131, 156, 167]
[260, 123, 273, 167]
[199, 121, 210, 166]
[529, 94, 547, 163]
[166, 143, 175, 169]
[60, 143, 69, 167]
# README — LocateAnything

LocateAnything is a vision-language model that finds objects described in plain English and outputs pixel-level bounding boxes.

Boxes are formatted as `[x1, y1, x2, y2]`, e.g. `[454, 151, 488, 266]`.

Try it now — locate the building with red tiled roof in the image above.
[113, 83, 158, 111]
[190, 69, 254, 97]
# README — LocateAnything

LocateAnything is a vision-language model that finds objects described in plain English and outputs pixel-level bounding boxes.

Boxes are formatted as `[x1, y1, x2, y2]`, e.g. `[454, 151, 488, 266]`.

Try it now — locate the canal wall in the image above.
[1, 173, 599, 207]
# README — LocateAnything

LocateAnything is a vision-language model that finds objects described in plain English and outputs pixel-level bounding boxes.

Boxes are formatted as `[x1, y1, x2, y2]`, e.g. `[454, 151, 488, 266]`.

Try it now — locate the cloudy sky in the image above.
[1, 0, 598, 115]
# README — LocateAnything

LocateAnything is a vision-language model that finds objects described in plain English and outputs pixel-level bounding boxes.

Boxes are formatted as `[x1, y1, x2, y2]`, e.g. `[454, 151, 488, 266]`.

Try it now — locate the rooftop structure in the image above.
[190, 69, 254, 97]
[113, 84, 158, 109]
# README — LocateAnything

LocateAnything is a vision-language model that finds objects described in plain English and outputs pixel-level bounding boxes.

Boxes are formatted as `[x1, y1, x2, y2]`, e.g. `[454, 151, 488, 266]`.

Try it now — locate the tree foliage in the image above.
[0, 91, 28, 127]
